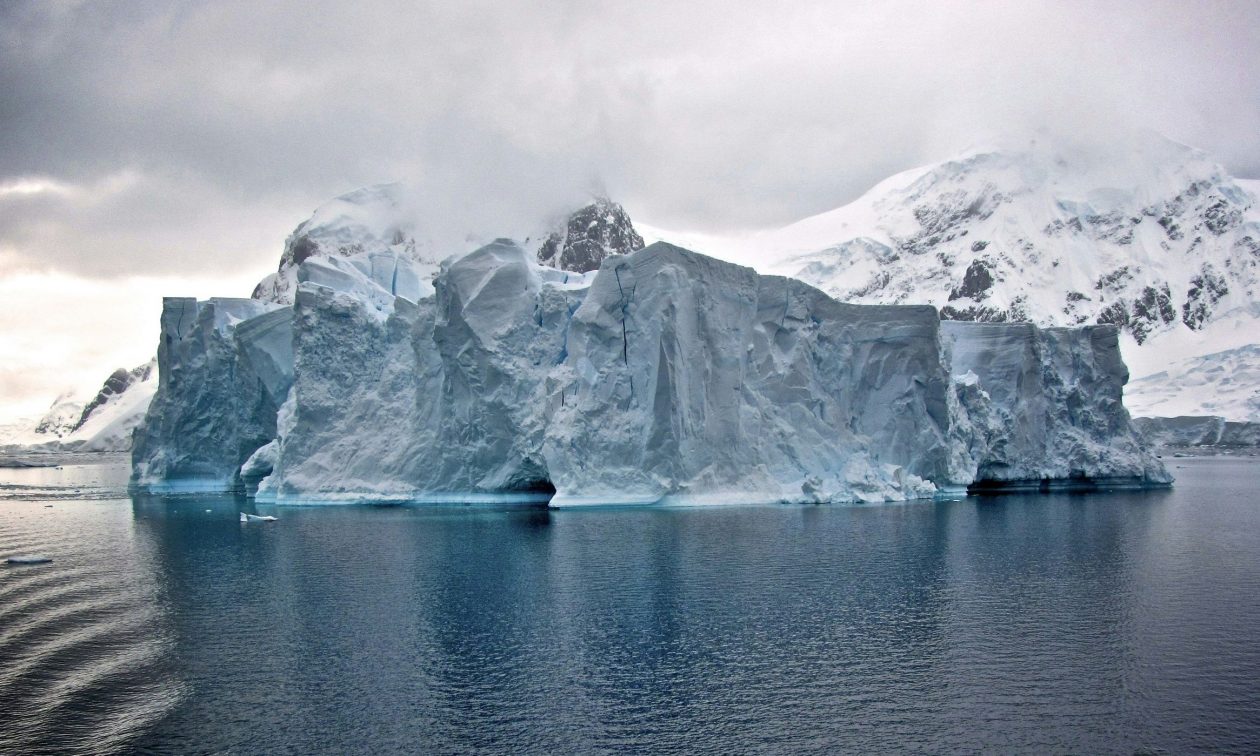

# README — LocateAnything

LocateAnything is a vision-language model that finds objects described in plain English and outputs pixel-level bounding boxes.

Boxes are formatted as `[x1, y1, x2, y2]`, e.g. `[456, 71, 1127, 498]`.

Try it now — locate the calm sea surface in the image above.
[1, 457, 1259, 754]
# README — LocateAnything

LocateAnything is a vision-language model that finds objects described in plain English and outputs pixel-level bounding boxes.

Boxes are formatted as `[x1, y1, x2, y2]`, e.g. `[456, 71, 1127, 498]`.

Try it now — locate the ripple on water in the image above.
[0, 481, 183, 756]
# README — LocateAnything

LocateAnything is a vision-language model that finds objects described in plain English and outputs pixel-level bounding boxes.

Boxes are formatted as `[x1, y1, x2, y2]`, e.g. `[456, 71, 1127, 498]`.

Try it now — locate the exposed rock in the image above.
[536, 197, 644, 273]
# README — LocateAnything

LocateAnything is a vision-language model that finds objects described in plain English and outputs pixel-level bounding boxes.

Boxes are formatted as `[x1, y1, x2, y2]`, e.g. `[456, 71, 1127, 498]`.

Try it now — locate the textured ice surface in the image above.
[257, 240, 585, 503]
[135, 229, 1169, 502]
[943, 321, 1170, 488]
[252, 184, 435, 306]
[131, 297, 292, 491]
[543, 243, 949, 505]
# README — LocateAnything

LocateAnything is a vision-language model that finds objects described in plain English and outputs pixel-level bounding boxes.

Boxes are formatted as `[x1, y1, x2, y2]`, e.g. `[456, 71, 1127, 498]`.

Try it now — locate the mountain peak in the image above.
[535, 197, 645, 273]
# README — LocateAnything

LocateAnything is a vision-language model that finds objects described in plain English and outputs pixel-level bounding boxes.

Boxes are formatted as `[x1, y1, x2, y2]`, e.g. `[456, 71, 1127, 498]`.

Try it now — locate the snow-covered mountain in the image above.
[763, 134, 1258, 340]
[751, 133, 1260, 420]
[2, 360, 157, 452]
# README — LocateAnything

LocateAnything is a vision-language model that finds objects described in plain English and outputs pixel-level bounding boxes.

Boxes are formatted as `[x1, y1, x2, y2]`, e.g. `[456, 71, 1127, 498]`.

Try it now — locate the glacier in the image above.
[132, 219, 1170, 503]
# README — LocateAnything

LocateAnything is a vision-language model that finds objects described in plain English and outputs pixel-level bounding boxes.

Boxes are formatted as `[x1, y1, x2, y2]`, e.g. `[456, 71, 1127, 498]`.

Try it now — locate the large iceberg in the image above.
[132, 228, 1170, 503]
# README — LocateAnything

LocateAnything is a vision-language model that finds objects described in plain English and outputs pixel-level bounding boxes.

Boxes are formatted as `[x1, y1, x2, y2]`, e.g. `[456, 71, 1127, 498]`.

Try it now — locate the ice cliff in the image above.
[133, 227, 1169, 502]
[131, 297, 293, 490]
[944, 322, 1169, 490]
[1132, 415, 1260, 450]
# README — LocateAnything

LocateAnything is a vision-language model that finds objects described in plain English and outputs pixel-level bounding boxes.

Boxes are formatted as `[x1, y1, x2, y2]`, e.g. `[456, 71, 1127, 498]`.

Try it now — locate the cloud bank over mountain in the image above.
[2, 0, 1258, 280]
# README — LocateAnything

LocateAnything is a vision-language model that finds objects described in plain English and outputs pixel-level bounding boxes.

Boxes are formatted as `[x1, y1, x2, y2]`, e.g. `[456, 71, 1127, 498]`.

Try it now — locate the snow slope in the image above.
[1126, 344, 1260, 421]
[1, 361, 156, 452]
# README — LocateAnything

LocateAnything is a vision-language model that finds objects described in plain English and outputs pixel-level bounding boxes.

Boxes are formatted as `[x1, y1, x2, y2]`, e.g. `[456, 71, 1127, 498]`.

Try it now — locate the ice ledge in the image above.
[129, 477, 239, 494]
[251, 490, 555, 506]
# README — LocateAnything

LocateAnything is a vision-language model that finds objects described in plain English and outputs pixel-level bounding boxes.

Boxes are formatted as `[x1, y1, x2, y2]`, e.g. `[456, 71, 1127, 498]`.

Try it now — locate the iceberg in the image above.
[132, 199, 1170, 504]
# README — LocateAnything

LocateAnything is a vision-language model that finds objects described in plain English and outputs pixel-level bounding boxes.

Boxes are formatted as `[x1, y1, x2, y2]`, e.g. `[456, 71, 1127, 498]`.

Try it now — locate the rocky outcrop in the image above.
[535, 197, 644, 273]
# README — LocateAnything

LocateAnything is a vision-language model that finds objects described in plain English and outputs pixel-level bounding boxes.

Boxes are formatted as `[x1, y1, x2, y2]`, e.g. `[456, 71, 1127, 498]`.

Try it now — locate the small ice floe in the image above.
[6, 555, 53, 565]
[240, 512, 278, 523]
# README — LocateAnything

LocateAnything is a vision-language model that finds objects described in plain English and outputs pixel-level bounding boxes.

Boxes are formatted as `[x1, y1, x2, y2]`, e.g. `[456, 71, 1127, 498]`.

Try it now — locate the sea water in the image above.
[1, 457, 1258, 753]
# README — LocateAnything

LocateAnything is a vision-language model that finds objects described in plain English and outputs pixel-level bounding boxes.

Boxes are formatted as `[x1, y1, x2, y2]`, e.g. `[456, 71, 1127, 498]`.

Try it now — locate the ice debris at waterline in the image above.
[240, 513, 278, 523]
[131, 241, 1170, 505]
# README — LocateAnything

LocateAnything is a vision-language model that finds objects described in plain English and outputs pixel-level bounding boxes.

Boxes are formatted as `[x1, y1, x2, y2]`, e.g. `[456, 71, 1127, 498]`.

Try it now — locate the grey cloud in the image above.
[1, 0, 1258, 277]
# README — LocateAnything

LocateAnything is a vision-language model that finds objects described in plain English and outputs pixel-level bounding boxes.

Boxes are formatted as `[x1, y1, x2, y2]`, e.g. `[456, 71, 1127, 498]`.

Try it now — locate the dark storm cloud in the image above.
[1, 0, 1258, 277]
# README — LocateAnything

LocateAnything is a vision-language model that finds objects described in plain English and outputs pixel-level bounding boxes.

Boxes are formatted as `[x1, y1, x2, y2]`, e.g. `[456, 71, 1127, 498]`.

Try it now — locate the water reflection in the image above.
[4, 461, 1260, 753]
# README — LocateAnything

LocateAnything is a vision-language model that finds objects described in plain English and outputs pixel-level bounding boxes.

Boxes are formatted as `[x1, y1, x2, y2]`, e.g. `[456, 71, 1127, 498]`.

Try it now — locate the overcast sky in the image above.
[1, 0, 1258, 420]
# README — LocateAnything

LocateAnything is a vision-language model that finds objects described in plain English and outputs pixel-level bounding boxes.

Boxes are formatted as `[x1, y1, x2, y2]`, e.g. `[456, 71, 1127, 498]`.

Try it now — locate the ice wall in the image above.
[135, 242, 1170, 503]
[1133, 415, 1260, 448]
[131, 297, 293, 491]
[256, 240, 589, 502]
[943, 321, 1170, 490]
[544, 243, 952, 505]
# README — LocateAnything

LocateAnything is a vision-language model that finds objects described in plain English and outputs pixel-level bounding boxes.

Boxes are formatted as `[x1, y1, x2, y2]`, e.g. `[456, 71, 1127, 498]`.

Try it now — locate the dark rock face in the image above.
[74, 362, 154, 431]
[33, 409, 74, 437]
[1093, 284, 1180, 344]
[900, 185, 1007, 255]
[1182, 265, 1229, 329]
[949, 260, 994, 301]
[536, 198, 644, 273]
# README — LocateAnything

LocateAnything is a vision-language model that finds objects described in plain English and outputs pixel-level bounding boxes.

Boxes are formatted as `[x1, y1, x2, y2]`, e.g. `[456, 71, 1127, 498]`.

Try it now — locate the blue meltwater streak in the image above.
[1, 456, 1259, 753]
